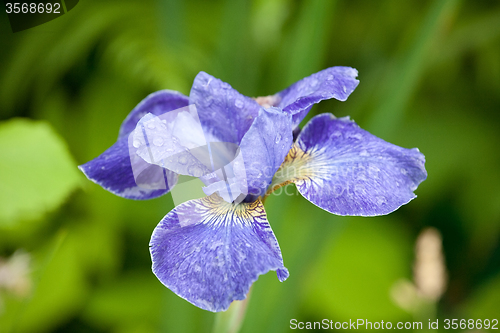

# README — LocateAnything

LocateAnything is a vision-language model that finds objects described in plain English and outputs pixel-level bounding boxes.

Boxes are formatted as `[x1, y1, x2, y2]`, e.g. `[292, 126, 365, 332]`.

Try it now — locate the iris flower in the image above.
[79, 67, 427, 312]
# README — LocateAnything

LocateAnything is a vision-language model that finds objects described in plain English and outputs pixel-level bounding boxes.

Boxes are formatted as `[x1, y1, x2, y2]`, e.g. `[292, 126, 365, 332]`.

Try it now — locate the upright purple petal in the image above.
[189, 72, 261, 144]
[239, 108, 293, 200]
[119, 90, 189, 138]
[130, 110, 213, 178]
[79, 136, 178, 200]
[272, 113, 427, 216]
[276, 67, 359, 127]
[150, 194, 288, 312]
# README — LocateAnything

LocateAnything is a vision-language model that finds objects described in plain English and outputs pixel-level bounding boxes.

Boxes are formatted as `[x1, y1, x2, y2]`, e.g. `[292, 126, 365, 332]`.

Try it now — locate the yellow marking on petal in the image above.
[198, 193, 265, 226]
[266, 144, 319, 197]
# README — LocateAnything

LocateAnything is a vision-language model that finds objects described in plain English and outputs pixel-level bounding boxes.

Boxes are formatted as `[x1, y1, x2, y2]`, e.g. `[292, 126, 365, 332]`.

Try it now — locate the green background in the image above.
[0, 0, 499, 332]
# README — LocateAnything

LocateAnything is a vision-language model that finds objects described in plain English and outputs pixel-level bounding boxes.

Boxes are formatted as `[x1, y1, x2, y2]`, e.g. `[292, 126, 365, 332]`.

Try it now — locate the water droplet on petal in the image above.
[234, 98, 244, 108]
[347, 132, 363, 140]
[153, 138, 163, 146]
[133, 140, 141, 148]
[376, 196, 387, 205]
[332, 131, 342, 138]
[359, 150, 369, 157]
[202, 96, 214, 107]
[327, 74, 334, 81]
[275, 133, 281, 144]
[147, 123, 155, 129]
[342, 85, 347, 93]
[188, 165, 203, 177]
[178, 155, 188, 165]
[310, 78, 319, 87]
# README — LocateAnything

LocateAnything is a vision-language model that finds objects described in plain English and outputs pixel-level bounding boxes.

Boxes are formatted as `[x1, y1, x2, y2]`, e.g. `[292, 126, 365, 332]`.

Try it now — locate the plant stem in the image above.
[212, 288, 252, 333]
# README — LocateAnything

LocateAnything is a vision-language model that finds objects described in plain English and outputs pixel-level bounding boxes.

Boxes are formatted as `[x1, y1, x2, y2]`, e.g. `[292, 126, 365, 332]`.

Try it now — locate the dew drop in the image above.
[310, 78, 319, 87]
[188, 165, 203, 177]
[132, 140, 141, 148]
[178, 155, 188, 165]
[275, 133, 281, 144]
[347, 132, 363, 140]
[153, 138, 163, 147]
[342, 85, 347, 93]
[332, 130, 342, 138]
[327, 74, 334, 81]
[234, 98, 244, 108]
[202, 96, 214, 107]
[359, 150, 369, 157]
[376, 196, 387, 205]
[147, 123, 155, 129]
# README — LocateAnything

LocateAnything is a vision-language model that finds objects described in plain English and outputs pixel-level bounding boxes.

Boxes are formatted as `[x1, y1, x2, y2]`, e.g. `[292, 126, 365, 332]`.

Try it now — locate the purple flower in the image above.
[79, 67, 427, 312]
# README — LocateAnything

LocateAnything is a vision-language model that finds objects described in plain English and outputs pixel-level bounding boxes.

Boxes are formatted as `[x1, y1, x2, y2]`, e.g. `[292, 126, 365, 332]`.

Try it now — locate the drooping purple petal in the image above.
[239, 107, 293, 200]
[189, 72, 261, 144]
[150, 194, 288, 312]
[79, 90, 187, 199]
[273, 113, 427, 216]
[79, 136, 178, 200]
[119, 90, 189, 138]
[275, 67, 359, 127]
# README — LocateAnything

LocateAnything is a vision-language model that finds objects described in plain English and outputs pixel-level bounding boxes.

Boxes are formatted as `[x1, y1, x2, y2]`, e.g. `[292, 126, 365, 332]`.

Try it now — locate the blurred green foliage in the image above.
[0, 0, 499, 332]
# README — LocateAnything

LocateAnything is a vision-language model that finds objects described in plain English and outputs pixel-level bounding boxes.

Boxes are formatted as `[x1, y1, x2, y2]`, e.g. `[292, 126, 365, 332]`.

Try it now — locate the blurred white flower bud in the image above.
[0, 251, 32, 298]
[413, 227, 447, 301]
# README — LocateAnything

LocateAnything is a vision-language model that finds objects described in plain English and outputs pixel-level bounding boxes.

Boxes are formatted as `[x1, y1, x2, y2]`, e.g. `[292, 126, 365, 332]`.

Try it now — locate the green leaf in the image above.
[302, 217, 412, 321]
[461, 273, 500, 318]
[0, 118, 81, 225]
[82, 272, 164, 332]
[365, 0, 460, 139]
[279, 0, 337, 86]
[0, 231, 88, 333]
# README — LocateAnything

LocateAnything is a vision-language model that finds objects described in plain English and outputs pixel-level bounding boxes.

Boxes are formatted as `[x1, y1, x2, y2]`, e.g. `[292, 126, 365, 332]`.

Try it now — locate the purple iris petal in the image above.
[287, 113, 426, 216]
[189, 72, 261, 144]
[131, 110, 212, 178]
[79, 137, 178, 199]
[79, 90, 188, 199]
[276, 67, 359, 127]
[150, 194, 288, 312]
[239, 107, 293, 200]
[119, 90, 190, 138]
